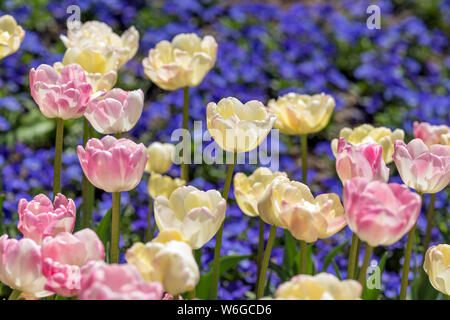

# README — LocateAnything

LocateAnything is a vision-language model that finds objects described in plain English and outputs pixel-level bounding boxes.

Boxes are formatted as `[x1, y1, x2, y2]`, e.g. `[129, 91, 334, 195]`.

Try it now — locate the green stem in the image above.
[423, 193, 436, 256]
[358, 244, 374, 285]
[145, 196, 154, 242]
[301, 134, 308, 184]
[400, 224, 416, 300]
[347, 233, 360, 279]
[255, 219, 265, 296]
[256, 225, 277, 299]
[82, 118, 92, 228]
[209, 152, 236, 300]
[181, 86, 189, 182]
[110, 192, 121, 264]
[299, 240, 308, 274]
[8, 289, 21, 300]
[53, 118, 64, 198]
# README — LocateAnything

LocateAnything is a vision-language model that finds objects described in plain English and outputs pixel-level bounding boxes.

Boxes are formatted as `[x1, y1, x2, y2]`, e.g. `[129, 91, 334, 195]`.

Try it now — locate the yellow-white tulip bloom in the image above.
[267, 92, 335, 135]
[207, 97, 276, 153]
[61, 20, 139, 69]
[423, 244, 450, 295]
[148, 173, 185, 199]
[234, 167, 287, 217]
[145, 142, 176, 174]
[126, 230, 199, 296]
[331, 124, 404, 164]
[275, 273, 362, 300]
[258, 176, 346, 242]
[154, 186, 226, 249]
[142, 33, 217, 91]
[441, 132, 450, 146]
[0, 15, 25, 59]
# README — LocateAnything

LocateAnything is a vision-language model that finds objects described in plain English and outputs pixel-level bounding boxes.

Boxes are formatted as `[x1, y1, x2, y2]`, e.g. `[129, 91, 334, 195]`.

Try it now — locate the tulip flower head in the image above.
[126, 230, 200, 295]
[41, 229, 105, 297]
[207, 97, 276, 153]
[145, 142, 176, 174]
[79, 262, 163, 300]
[393, 139, 450, 194]
[84, 88, 144, 134]
[331, 124, 404, 164]
[336, 138, 389, 183]
[148, 173, 186, 199]
[0, 235, 52, 298]
[275, 273, 362, 300]
[30, 64, 93, 119]
[154, 186, 226, 249]
[77, 136, 148, 193]
[258, 176, 346, 242]
[142, 33, 217, 91]
[413, 121, 449, 147]
[234, 167, 287, 217]
[423, 244, 450, 295]
[18, 193, 76, 244]
[343, 177, 422, 247]
[267, 92, 335, 135]
[0, 14, 25, 59]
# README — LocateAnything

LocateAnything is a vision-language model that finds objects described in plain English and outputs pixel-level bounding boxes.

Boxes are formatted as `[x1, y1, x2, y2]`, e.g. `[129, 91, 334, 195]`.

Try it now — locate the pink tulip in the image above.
[413, 121, 449, 146]
[393, 139, 450, 194]
[336, 138, 389, 183]
[79, 262, 163, 300]
[77, 136, 148, 192]
[41, 229, 105, 297]
[0, 235, 52, 298]
[343, 177, 421, 247]
[18, 193, 76, 244]
[85, 88, 144, 134]
[29, 64, 92, 119]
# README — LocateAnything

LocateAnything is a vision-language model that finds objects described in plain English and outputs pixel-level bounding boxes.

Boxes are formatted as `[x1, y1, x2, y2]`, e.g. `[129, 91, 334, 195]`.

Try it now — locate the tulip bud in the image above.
[0, 15, 25, 59]
[423, 244, 450, 295]
[145, 142, 176, 174]
[413, 121, 449, 147]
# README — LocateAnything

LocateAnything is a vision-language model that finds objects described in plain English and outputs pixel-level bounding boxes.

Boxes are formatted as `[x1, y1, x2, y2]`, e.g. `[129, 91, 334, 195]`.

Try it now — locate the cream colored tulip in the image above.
[148, 173, 186, 199]
[142, 33, 217, 91]
[267, 92, 335, 135]
[55, 46, 119, 92]
[126, 230, 199, 295]
[275, 273, 362, 300]
[207, 97, 276, 153]
[331, 124, 404, 164]
[423, 244, 450, 295]
[145, 142, 176, 174]
[154, 186, 226, 249]
[0, 15, 25, 59]
[258, 176, 346, 242]
[234, 167, 287, 217]
[61, 20, 139, 69]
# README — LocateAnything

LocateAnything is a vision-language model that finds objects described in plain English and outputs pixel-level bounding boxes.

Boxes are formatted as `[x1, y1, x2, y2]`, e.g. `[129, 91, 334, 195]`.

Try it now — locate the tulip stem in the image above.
[181, 86, 190, 182]
[358, 243, 374, 286]
[8, 289, 21, 300]
[145, 196, 154, 242]
[82, 118, 92, 228]
[400, 224, 416, 300]
[209, 152, 236, 300]
[347, 233, 360, 279]
[423, 193, 436, 256]
[301, 134, 308, 183]
[53, 118, 64, 198]
[256, 225, 277, 299]
[299, 240, 308, 274]
[111, 192, 121, 264]
[255, 219, 265, 296]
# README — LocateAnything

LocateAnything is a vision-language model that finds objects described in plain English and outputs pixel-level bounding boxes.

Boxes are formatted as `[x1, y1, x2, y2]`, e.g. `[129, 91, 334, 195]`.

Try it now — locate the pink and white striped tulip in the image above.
[41, 229, 105, 297]
[413, 121, 449, 147]
[343, 177, 422, 247]
[0, 235, 52, 298]
[29, 64, 92, 119]
[77, 136, 148, 193]
[18, 193, 76, 244]
[336, 138, 389, 183]
[393, 139, 450, 194]
[85, 88, 144, 134]
[79, 262, 163, 300]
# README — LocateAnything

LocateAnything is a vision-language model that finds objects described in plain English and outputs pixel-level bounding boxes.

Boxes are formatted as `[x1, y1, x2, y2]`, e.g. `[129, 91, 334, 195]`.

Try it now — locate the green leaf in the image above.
[362, 251, 388, 300]
[322, 240, 349, 272]
[95, 209, 112, 249]
[332, 259, 342, 280]
[196, 255, 250, 300]
[282, 230, 298, 277]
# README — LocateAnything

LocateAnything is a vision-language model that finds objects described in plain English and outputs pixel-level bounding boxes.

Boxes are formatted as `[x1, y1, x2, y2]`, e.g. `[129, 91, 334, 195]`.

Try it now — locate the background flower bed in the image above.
[0, 0, 448, 299]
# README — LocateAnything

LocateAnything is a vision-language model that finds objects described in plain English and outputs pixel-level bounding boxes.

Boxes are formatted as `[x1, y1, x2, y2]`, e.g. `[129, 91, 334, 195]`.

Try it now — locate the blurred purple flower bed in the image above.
[0, 0, 449, 299]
